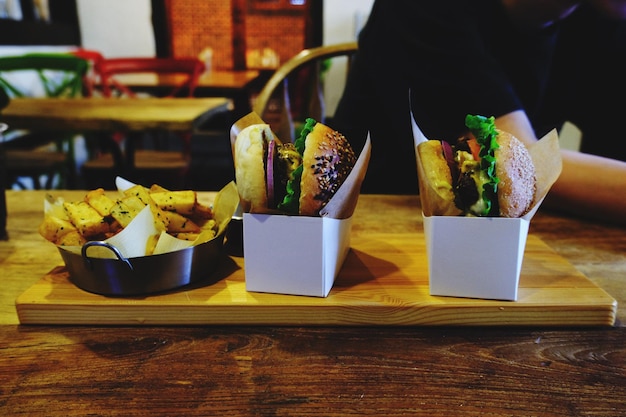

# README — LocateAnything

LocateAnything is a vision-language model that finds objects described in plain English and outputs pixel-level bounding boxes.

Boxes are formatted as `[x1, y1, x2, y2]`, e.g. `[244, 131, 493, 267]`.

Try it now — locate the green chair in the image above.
[0, 53, 89, 189]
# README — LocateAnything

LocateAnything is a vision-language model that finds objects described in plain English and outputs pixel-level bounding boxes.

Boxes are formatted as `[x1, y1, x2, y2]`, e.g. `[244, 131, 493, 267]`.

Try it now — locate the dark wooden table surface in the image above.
[1, 191, 625, 416]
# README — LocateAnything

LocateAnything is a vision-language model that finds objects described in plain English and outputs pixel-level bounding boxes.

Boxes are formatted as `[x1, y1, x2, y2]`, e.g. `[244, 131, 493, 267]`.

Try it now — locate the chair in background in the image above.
[96, 57, 205, 98]
[69, 48, 105, 97]
[0, 53, 89, 189]
[253, 42, 358, 142]
[81, 57, 206, 190]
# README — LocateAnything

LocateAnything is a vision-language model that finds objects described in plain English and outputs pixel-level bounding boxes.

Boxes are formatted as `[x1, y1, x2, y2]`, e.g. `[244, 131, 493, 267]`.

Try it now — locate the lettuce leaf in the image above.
[277, 118, 317, 214]
[465, 114, 500, 216]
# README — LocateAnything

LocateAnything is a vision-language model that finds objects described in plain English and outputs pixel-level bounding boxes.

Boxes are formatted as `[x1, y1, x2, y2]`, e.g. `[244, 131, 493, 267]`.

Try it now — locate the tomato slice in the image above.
[467, 137, 481, 161]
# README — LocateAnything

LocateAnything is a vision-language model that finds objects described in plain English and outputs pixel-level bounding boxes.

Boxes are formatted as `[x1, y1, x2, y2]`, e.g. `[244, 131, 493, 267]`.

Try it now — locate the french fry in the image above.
[107, 219, 123, 235]
[123, 185, 169, 231]
[38, 215, 77, 243]
[164, 211, 201, 233]
[192, 200, 213, 220]
[149, 184, 169, 193]
[84, 188, 116, 217]
[63, 201, 110, 237]
[173, 232, 200, 241]
[124, 184, 152, 203]
[200, 218, 217, 231]
[40, 182, 218, 248]
[110, 198, 141, 228]
[150, 190, 197, 216]
[120, 195, 147, 213]
[56, 230, 87, 247]
[145, 234, 160, 255]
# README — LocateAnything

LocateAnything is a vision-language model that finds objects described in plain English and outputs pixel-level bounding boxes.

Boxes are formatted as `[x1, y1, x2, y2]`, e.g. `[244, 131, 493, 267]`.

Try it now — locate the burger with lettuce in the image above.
[234, 118, 356, 216]
[417, 114, 536, 218]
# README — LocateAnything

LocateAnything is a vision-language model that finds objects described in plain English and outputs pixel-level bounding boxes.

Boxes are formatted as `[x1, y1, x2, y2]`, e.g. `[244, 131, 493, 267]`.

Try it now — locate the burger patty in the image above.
[455, 172, 479, 211]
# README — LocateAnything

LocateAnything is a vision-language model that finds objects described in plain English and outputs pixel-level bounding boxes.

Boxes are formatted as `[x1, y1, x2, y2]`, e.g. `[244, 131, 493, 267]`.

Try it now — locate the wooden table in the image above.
[110, 70, 262, 118]
[1, 96, 232, 132]
[1, 191, 625, 415]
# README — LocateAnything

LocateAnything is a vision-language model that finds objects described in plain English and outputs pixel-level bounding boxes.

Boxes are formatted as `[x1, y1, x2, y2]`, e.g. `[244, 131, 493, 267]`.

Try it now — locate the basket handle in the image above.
[81, 241, 134, 271]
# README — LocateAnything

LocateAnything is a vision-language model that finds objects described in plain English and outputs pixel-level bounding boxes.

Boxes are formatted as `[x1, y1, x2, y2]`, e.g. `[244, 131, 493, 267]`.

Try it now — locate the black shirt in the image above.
[333, 0, 626, 194]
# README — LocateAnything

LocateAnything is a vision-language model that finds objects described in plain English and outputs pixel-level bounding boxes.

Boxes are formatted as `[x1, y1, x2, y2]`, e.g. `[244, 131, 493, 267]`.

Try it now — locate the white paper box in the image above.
[409, 102, 562, 301]
[423, 214, 530, 301]
[243, 213, 352, 297]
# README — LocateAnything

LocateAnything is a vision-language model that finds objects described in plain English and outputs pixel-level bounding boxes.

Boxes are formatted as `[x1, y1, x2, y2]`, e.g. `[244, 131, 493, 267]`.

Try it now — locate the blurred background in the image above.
[0, 0, 375, 190]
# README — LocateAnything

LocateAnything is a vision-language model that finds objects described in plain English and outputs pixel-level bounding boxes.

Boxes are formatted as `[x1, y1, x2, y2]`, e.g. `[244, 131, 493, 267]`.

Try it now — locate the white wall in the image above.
[322, 0, 373, 116]
[76, 0, 155, 58]
[323, 0, 373, 45]
[0, 0, 155, 58]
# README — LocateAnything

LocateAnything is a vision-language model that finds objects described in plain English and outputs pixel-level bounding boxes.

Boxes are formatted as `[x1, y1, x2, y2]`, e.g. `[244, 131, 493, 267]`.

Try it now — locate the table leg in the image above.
[0, 190, 6, 241]
[125, 132, 139, 177]
[1, 123, 8, 240]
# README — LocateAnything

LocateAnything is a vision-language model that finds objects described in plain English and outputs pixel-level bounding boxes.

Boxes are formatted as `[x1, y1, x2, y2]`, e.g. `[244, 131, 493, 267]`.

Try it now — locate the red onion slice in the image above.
[441, 140, 458, 183]
[266, 139, 275, 206]
[441, 140, 454, 165]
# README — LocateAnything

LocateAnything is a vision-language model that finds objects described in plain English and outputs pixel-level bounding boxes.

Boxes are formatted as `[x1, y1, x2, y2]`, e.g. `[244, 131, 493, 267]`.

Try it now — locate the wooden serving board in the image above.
[16, 234, 617, 326]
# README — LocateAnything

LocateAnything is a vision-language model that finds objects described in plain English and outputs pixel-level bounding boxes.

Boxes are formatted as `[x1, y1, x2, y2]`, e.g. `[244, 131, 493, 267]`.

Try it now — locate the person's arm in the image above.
[496, 110, 626, 226]
[547, 150, 626, 226]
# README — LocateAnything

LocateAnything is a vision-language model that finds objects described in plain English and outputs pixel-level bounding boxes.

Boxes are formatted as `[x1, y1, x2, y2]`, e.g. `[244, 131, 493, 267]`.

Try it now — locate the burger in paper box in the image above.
[414, 114, 562, 301]
[231, 112, 370, 297]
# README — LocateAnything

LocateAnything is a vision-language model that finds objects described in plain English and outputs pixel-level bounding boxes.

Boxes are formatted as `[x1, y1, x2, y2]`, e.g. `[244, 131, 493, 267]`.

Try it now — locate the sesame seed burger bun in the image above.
[234, 119, 356, 216]
[299, 122, 356, 216]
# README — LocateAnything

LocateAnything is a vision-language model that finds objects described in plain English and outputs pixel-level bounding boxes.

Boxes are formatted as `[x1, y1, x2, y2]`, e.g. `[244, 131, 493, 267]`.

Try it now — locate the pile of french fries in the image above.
[39, 184, 217, 249]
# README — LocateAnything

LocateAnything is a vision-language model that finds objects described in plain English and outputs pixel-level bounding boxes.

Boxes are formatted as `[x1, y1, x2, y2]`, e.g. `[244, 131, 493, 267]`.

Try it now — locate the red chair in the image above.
[81, 57, 206, 190]
[69, 48, 105, 97]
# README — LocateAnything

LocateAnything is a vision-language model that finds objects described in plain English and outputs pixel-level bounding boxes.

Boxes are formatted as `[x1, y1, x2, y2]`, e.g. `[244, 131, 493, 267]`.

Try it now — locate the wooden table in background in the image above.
[110, 70, 262, 118]
[1, 191, 625, 416]
[1, 96, 232, 132]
